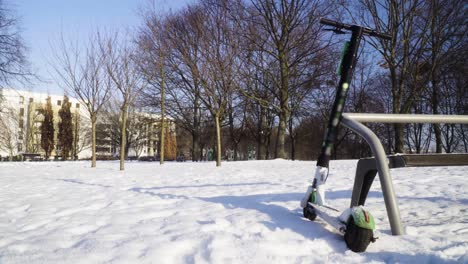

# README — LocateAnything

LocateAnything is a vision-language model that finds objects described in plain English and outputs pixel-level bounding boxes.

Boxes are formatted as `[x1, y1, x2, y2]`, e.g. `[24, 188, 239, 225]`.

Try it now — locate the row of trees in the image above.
[134, 0, 467, 165]
[1, 0, 466, 167]
[136, 0, 336, 166]
[39, 96, 75, 160]
[53, 30, 179, 169]
[44, 0, 466, 168]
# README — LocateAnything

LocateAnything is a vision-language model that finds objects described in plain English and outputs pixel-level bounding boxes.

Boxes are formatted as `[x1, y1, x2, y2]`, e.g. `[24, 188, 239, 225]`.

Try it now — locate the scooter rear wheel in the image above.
[344, 217, 374, 252]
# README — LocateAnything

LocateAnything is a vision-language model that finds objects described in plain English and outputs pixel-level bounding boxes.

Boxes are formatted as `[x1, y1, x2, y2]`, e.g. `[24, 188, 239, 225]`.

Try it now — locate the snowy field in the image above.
[0, 160, 466, 263]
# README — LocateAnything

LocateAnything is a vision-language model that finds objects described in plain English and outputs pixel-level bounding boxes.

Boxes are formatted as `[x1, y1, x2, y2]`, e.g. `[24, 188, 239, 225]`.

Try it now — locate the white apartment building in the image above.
[95, 111, 170, 159]
[0, 88, 174, 160]
[0, 88, 92, 159]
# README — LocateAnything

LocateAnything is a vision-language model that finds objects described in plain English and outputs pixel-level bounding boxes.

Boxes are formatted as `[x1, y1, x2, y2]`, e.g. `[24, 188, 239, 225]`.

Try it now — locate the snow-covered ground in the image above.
[0, 160, 466, 263]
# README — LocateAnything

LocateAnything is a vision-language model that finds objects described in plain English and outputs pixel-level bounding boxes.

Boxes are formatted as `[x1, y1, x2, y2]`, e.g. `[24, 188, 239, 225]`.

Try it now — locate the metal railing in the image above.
[341, 113, 468, 235]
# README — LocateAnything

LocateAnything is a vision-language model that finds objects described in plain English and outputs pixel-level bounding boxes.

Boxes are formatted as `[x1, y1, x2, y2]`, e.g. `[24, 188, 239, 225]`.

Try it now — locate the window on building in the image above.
[19, 108, 24, 116]
[19, 118, 24, 129]
[57, 100, 61, 106]
[76, 103, 80, 108]
[29, 97, 33, 103]
[19, 96, 24, 104]
[19, 133, 23, 140]
[17, 143, 23, 152]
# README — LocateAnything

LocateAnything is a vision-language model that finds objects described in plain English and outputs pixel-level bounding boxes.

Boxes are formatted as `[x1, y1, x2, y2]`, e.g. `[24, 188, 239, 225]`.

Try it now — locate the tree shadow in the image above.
[126, 182, 281, 191]
[128, 187, 190, 200]
[197, 192, 347, 252]
[56, 178, 112, 188]
[363, 251, 461, 263]
[126, 182, 281, 201]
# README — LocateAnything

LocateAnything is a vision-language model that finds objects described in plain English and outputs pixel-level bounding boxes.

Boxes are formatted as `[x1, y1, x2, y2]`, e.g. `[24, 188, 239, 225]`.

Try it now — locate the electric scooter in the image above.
[301, 18, 392, 253]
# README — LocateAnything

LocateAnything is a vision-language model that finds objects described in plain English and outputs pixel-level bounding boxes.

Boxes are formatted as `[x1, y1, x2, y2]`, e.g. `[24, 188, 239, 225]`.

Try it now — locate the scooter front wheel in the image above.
[303, 204, 317, 221]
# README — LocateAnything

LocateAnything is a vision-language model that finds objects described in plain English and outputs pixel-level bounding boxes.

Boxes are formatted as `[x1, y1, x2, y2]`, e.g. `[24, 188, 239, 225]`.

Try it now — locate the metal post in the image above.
[341, 116, 405, 235]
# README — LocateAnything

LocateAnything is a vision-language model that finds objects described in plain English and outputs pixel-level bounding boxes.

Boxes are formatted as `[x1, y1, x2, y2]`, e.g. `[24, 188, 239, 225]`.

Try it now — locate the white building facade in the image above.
[0, 89, 91, 159]
[0, 89, 174, 160]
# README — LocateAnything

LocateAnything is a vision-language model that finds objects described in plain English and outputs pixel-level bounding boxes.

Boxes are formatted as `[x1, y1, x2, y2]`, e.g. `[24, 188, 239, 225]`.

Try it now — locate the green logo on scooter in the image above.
[309, 189, 317, 204]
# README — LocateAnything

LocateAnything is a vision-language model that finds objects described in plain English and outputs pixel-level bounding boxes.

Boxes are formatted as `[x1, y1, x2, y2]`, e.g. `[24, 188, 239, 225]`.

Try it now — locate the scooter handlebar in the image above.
[320, 17, 392, 41]
[320, 18, 352, 30]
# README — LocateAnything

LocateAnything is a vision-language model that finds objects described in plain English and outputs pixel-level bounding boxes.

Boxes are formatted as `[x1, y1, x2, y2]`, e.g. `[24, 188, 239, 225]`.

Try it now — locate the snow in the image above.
[0, 160, 467, 263]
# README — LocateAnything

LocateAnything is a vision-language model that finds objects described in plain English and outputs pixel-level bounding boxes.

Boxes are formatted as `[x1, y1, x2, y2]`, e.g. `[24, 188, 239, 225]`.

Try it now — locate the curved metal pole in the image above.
[343, 113, 468, 124]
[341, 116, 405, 235]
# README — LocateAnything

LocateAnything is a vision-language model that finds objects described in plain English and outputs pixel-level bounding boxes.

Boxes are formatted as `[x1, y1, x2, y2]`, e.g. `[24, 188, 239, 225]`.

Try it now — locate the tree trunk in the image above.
[256, 107, 267, 160]
[274, 125, 278, 158]
[276, 111, 288, 159]
[460, 124, 468, 152]
[233, 144, 238, 161]
[394, 123, 405, 153]
[192, 130, 199, 162]
[290, 136, 296, 161]
[91, 115, 97, 168]
[276, 45, 289, 159]
[266, 125, 272, 160]
[256, 138, 262, 160]
[256, 109, 263, 160]
[160, 119, 165, 165]
[160, 65, 166, 165]
[431, 81, 443, 153]
[385, 124, 393, 153]
[192, 96, 200, 161]
[288, 116, 295, 160]
[215, 113, 222, 167]
[119, 104, 128, 171]
[228, 106, 238, 161]
[73, 114, 78, 160]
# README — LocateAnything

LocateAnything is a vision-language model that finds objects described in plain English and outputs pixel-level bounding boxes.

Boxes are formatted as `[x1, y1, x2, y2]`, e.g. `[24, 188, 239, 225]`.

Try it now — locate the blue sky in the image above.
[13, 0, 194, 94]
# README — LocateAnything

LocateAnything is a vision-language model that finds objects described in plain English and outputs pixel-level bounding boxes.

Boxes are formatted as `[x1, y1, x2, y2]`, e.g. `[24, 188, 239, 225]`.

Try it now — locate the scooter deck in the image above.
[307, 202, 347, 234]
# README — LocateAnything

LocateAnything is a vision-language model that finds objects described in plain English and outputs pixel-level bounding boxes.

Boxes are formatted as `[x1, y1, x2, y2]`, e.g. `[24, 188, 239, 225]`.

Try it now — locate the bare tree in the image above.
[25, 105, 42, 154]
[104, 33, 143, 170]
[147, 5, 206, 162]
[71, 111, 91, 159]
[351, 0, 431, 153]
[0, 0, 30, 86]
[193, 0, 244, 166]
[0, 106, 24, 160]
[53, 32, 111, 167]
[136, 12, 170, 165]
[423, 0, 466, 153]
[230, 6, 276, 160]
[243, 0, 331, 158]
